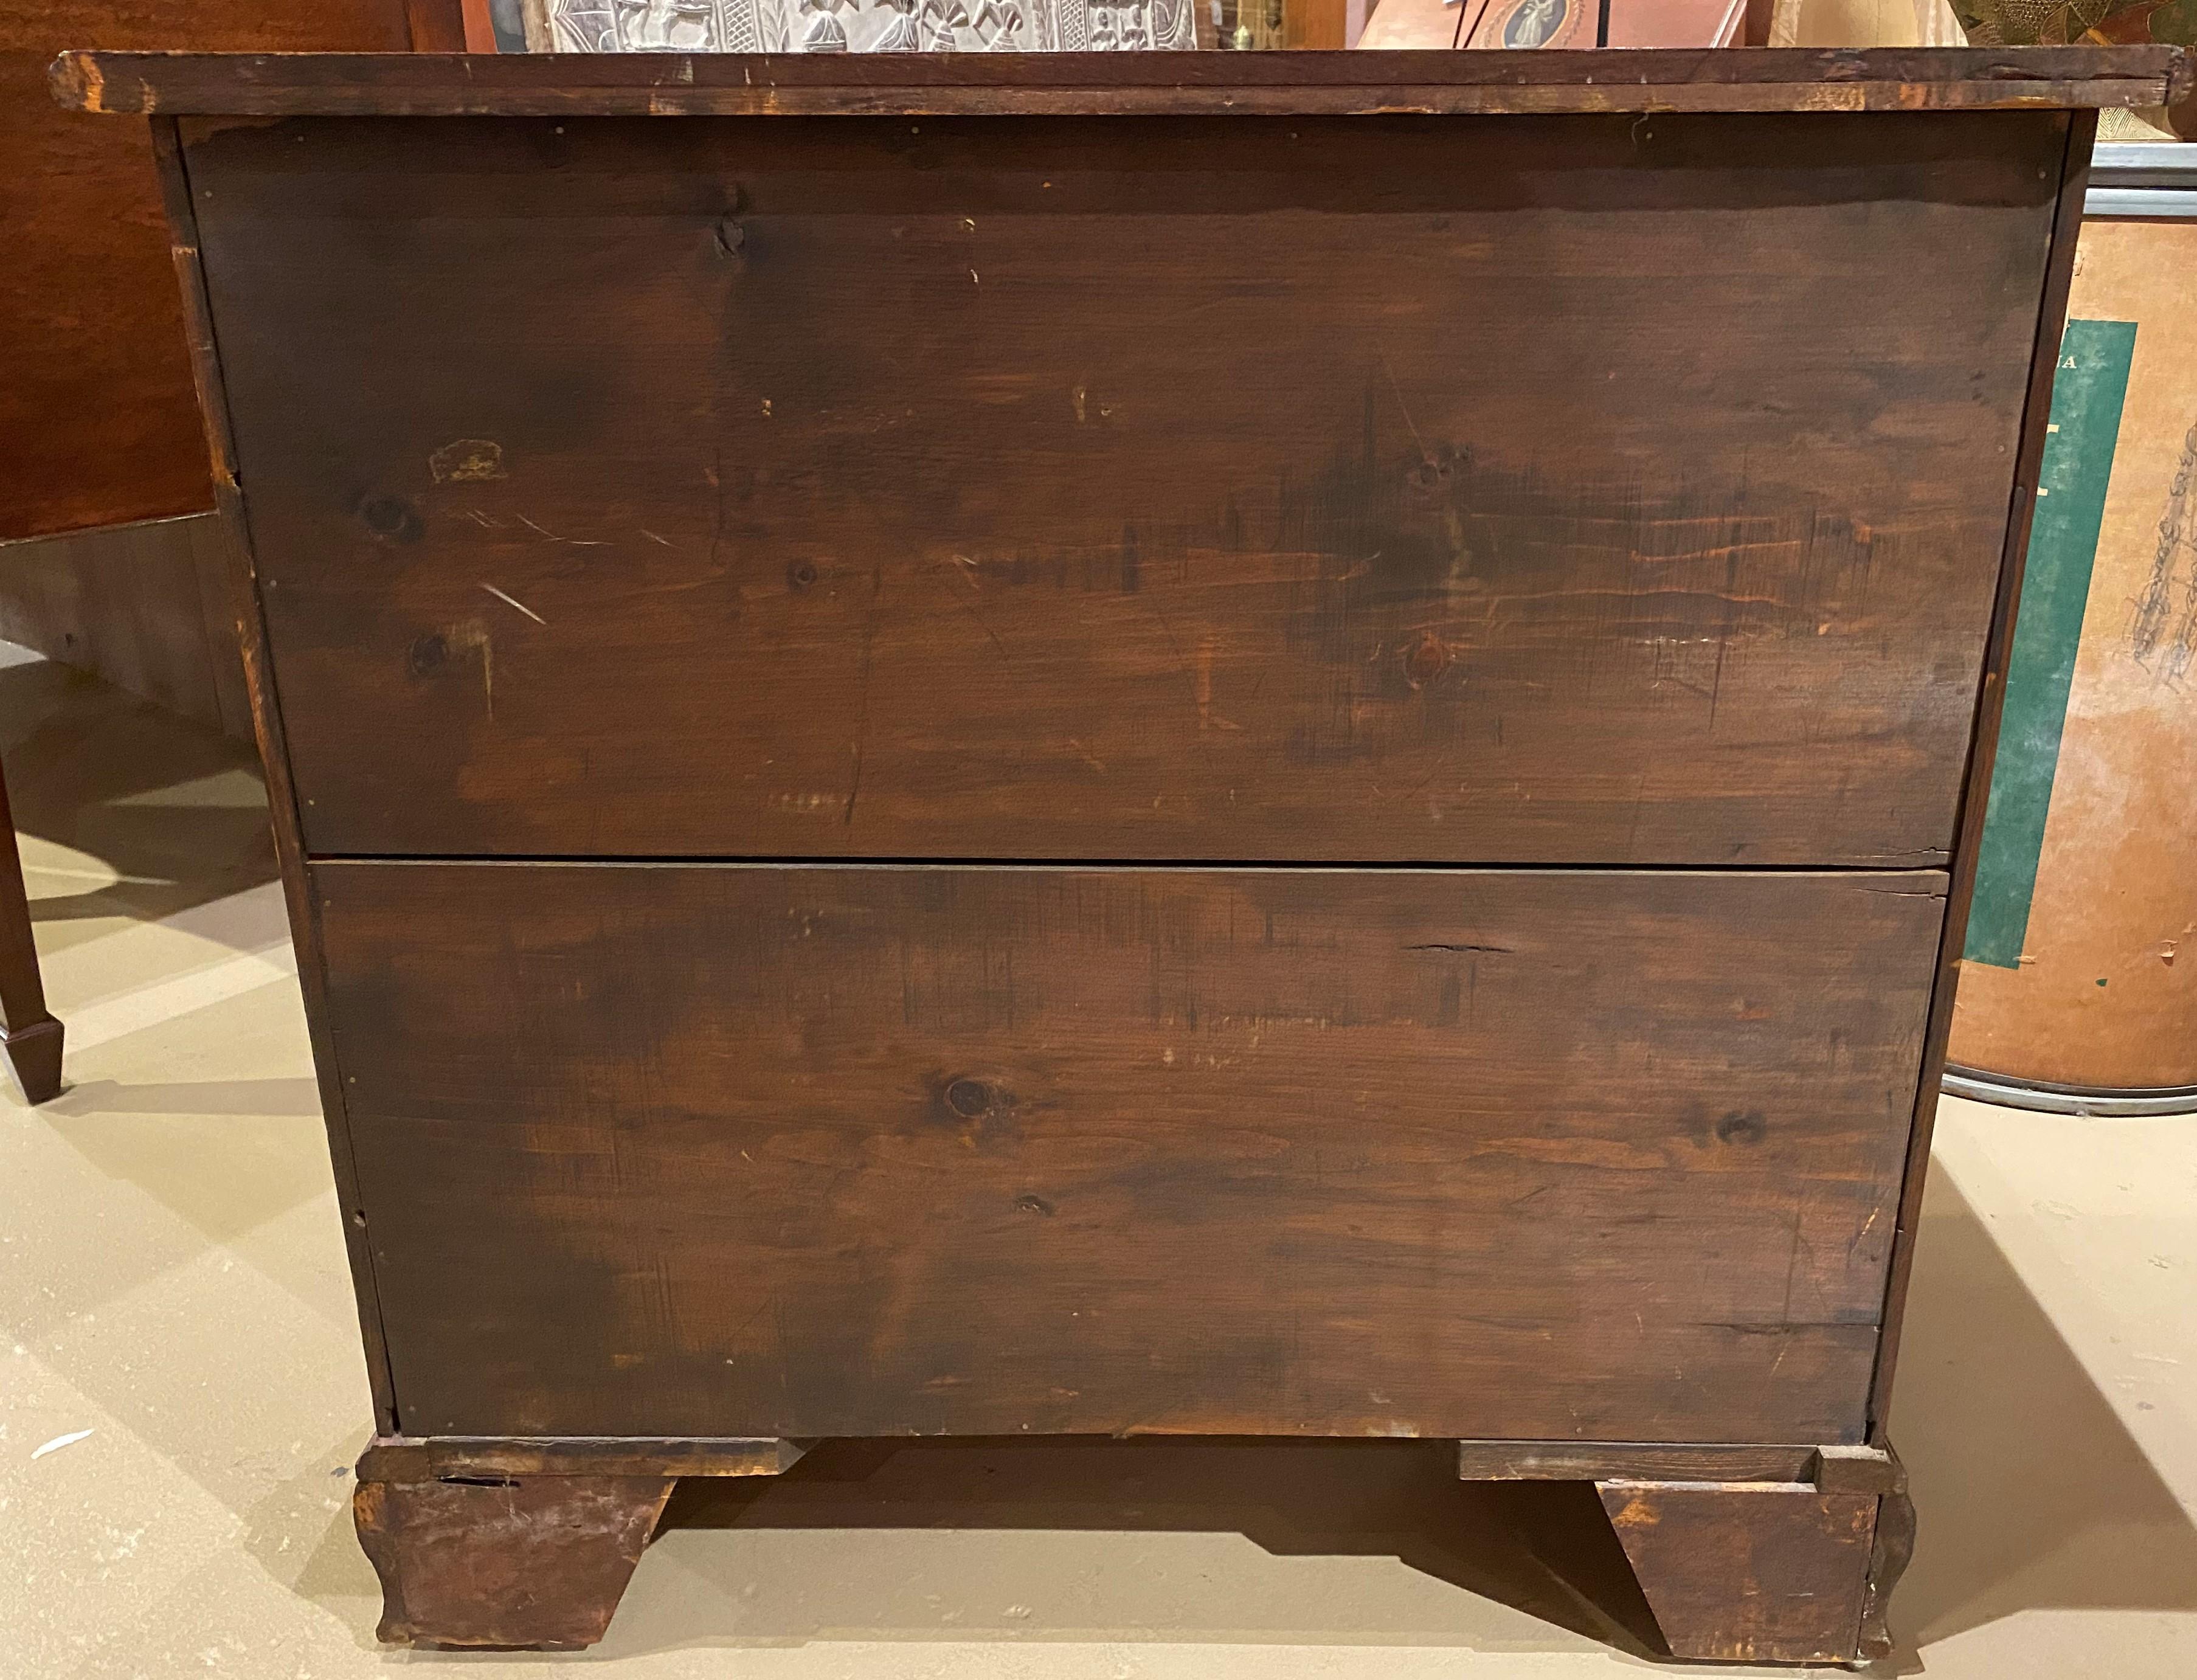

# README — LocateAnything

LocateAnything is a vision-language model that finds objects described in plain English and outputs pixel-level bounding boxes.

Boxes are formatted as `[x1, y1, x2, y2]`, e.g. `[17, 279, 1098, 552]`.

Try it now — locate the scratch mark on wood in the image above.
[929, 563, 1010, 659]
[513, 513, 606, 547]
[480, 584, 546, 625]
[1379, 354, 1435, 468]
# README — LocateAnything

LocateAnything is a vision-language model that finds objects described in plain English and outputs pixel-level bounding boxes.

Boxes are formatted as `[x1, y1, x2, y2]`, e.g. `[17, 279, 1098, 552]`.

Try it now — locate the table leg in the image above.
[0, 759, 62, 1105]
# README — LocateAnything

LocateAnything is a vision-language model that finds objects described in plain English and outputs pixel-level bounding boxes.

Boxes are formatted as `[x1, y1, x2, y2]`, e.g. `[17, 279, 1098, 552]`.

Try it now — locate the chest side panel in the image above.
[188, 109, 2062, 863]
[319, 861, 1943, 1443]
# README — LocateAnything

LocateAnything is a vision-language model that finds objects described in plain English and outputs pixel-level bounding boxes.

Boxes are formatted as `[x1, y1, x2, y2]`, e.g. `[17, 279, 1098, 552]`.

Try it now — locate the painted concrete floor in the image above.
[4, 642, 2194, 1679]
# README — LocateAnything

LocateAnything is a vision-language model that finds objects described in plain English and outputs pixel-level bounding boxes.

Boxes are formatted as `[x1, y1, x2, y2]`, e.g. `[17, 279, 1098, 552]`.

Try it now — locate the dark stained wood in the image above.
[94, 58, 2108, 1659]
[1, 10, 419, 543]
[1596, 1478, 1880, 1663]
[1461, 1441, 1820, 1484]
[0, 49, 207, 541]
[353, 1462, 673, 1649]
[178, 107, 2068, 865]
[1456, 1439, 1900, 1492]
[147, 116, 401, 1431]
[315, 862, 1943, 1443]
[1813, 1440, 1904, 1496]
[1465, 1431, 1914, 1656]
[1864, 110, 2098, 1436]
[372, 1434, 1907, 1490]
[402, 0, 469, 52]
[185, 513, 257, 741]
[365, 1436, 809, 1479]
[53, 47, 2192, 117]
[350, 1428, 1912, 1656]
[0, 761, 63, 1105]
[459, 0, 501, 52]
[1856, 1437, 1914, 1662]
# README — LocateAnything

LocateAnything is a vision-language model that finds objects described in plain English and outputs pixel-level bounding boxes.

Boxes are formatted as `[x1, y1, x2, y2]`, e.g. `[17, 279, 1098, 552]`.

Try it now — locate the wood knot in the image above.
[1714, 1110, 1768, 1146]
[944, 1079, 996, 1120]
[406, 634, 448, 677]
[931, 1072, 1017, 1144]
[1405, 634, 1452, 687]
[787, 559, 818, 592]
[356, 494, 423, 544]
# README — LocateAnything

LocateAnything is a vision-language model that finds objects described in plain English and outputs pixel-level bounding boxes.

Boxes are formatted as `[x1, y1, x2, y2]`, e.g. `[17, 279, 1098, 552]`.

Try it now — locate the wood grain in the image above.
[1, 49, 208, 540]
[1597, 1479, 1880, 1662]
[362, 1435, 808, 1479]
[1857, 1444, 1915, 1662]
[1, 9, 419, 542]
[316, 862, 1943, 1443]
[181, 108, 2065, 865]
[52, 47, 2191, 117]
[1460, 1440, 1822, 1484]
[353, 1466, 672, 1648]
[1456, 1439, 1900, 1490]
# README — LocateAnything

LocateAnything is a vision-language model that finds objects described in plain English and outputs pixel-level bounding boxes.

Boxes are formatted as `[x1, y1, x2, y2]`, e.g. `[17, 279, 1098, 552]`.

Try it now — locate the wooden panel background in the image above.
[0, 4, 431, 542]
[317, 862, 1945, 1443]
[0, 514, 254, 739]
[181, 109, 2067, 864]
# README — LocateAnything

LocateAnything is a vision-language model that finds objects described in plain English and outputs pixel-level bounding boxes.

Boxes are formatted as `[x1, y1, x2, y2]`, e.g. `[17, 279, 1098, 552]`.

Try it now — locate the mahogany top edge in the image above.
[52, 46, 2192, 119]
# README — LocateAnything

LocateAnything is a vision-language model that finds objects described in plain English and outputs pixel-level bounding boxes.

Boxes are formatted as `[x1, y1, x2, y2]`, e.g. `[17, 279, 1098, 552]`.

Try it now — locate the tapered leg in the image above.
[354, 1464, 675, 1649]
[1595, 1475, 1893, 1665]
[0, 761, 62, 1105]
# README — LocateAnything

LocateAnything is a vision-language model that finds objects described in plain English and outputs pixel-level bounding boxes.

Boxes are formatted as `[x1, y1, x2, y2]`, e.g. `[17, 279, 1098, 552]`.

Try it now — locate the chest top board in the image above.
[61, 42, 2191, 1666]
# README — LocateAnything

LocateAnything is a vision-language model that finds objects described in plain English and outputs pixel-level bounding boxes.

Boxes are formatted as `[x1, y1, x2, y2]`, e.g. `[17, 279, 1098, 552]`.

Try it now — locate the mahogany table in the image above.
[59, 43, 2191, 1664]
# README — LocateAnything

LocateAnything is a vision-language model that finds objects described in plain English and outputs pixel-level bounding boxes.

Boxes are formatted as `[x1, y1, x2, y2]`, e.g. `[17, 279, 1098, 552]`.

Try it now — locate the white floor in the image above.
[4, 651, 2193, 1678]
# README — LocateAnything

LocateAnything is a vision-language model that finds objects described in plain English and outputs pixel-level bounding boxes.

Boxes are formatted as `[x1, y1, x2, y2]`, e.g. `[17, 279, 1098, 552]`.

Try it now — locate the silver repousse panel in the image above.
[533, 0, 1196, 53]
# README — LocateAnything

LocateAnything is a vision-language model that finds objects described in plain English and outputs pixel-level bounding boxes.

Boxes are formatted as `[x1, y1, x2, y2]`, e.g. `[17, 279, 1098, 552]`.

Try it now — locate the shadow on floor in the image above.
[522, 1163, 2195, 1664]
[1887, 1170, 2197, 1654]
[51, 1074, 322, 1119]
[645, 1438, 1663, 1658]
[1, 651, 274, 951]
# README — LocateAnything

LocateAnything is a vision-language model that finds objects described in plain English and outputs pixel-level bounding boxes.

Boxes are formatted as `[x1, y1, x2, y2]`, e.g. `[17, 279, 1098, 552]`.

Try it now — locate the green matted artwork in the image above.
[1965, 319, 2138, 969]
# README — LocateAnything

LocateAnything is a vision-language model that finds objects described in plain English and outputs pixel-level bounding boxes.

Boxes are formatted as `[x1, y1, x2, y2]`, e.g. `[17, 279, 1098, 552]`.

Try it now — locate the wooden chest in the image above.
[61, 43, 2192, 1664]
